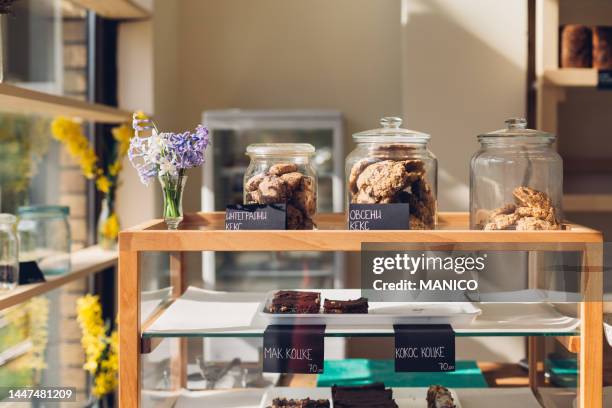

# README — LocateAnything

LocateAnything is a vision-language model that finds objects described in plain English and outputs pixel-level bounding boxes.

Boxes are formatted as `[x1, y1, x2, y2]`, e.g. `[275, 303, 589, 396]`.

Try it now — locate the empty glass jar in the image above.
[18, 205, 71, 274]
[470, 118, 563, 230]
[0, 214, 19, 289]
[345, 117, 438, 229]
[244, 143, 317, 230]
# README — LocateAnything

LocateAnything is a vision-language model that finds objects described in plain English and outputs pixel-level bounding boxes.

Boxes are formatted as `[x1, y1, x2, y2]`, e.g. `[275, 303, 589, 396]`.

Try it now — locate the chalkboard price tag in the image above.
[225, 203, 286, 230]
[19, 261, 46, 284]
[263, 325, 325, 374]
[598, 70, 612, 90]
[348, 203, 410, 230]
[394, 324, 455, 372]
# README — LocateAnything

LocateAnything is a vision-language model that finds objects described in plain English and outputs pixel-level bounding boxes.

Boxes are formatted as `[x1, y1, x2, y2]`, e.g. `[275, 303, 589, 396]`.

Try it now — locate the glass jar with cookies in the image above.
[470, 118, 563, 230]
[346, 117, 437, 229]
[244, 143, 317, 229]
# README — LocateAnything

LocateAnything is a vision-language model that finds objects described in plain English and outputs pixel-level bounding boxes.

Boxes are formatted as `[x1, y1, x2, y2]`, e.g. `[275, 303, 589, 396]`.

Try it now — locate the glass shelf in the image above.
[141, 287, 580, 340]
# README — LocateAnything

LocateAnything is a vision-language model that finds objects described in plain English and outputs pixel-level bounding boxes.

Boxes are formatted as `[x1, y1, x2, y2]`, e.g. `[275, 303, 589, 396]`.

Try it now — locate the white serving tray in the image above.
[259, 387, 462, 408]
[259, 289, 481, 326]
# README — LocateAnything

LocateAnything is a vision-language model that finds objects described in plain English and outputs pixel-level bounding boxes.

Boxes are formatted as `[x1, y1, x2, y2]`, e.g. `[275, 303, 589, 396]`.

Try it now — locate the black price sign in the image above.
[19, 261, 45, 285]
[225, 204, 286, 230]
[348, 203, 410, 230]
[263, 325, 325, 374]
[598, 70, 612, 90]
[394, 324, 455, 372]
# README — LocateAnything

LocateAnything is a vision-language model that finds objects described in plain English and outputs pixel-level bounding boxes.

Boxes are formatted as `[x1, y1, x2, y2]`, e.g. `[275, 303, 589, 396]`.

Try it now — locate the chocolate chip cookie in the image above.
[245, 162, 316, 229]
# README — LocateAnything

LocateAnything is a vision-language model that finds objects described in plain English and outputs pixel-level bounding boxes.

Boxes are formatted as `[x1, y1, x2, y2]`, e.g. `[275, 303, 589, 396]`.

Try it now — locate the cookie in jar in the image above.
[346, 117, 437, 229]
[470, 118, 563, 230]
[244, 143, 317, 230]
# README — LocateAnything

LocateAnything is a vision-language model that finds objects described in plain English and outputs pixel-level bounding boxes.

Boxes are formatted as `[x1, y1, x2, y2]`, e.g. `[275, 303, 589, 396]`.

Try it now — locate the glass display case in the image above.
[121, 213, 604, 408]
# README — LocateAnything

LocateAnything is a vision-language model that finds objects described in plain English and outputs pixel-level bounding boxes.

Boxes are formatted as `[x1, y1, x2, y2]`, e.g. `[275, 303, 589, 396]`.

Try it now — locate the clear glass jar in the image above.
[244, 143, 317, 230]
[0, 214, 19, 289]
[470, 118, 563, 230]
[17, 205, 71, 274]
[345, 117, 438, 229]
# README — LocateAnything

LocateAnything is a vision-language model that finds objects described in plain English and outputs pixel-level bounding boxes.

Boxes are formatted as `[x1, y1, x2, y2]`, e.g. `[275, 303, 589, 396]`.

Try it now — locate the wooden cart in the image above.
[118, 212, 603, 407]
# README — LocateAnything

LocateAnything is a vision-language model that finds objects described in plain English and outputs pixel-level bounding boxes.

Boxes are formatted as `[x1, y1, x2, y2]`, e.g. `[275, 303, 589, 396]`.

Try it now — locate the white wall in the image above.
[173, 0, 403, 212]
[401, 0, 528, 211]
[117, 21, 158, 228]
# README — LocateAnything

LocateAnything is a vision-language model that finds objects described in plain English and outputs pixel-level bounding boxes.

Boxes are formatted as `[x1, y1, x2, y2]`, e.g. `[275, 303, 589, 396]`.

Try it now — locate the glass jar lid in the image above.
[478, 118, 555, 142]
[353, 117, 430, 143]
[18, 205, 70, 217]
[246, 143, 315, 157]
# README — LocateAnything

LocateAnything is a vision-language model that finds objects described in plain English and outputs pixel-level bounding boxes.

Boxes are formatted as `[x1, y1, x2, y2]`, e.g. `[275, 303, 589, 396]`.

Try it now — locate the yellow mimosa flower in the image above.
[95, 176, 112, 194]
[100, 213, 120, 240]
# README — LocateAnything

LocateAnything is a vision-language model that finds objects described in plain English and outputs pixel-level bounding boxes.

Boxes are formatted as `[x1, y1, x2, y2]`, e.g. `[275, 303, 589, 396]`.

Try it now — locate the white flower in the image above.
[143, 134, 161, 163]
[158, 158, 177, 177]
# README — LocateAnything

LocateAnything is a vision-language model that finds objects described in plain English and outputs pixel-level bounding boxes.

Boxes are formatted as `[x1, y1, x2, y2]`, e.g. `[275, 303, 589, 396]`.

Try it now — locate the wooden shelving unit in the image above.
[0, 246, 117, 311]
[0, 83, 133, 124]
[535, 0, 612, 217]
[119, 212, 604, 408]
[543, 69, 598, 88]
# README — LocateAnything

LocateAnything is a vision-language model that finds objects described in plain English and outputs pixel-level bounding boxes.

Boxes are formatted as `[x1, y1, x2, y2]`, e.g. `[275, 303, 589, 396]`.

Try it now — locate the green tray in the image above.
[317, 359, 487, 388]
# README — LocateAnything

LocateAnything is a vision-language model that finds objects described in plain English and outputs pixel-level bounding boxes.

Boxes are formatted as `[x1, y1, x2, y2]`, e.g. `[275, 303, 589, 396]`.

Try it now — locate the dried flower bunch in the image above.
[128, 112, 210, 185]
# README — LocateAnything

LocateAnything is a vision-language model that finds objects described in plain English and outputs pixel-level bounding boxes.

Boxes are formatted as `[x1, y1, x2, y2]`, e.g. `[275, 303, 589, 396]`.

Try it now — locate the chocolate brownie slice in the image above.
[332, 383, 398, 408]
[323, 297, 368, 314]
[267, 290, 321, 314]
[269, 397, 330, 408]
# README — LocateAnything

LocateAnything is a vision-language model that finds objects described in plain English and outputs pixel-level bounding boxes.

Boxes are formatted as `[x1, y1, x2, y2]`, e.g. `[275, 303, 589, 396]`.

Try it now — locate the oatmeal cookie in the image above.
[348, 158, 378, 195]
[254, 175, 288, 204]
[483, 213, 519, 230]
[515, 205, 558, 224]
[280, 172, 303, 191]
[244, 162, 316, 229]
[490, 204, 517, 217]
[292, 176, 316, 216]
[245, 173, 265, 192]
[513, 186, 553, 209]
[402, 159, 425, 175]
[516, 216, 560, 231]
[269, 162, 298, 176]
[409, 215, 428, 230]
[286, 204, 305, 230]
[356, 160, 410, 200]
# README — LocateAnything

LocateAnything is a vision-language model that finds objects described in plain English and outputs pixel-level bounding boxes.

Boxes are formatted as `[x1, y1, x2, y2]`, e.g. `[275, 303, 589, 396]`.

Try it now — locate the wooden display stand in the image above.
[118, 212, 603, 407]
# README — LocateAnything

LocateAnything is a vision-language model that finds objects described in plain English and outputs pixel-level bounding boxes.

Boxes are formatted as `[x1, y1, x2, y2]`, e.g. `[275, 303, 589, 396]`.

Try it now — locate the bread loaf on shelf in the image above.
[593, 26, 612, 69]
[561, 25, 592, 68]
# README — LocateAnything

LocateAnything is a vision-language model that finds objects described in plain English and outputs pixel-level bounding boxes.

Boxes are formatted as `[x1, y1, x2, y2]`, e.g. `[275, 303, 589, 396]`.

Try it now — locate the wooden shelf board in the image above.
[543, 68, 598, 87]
[119, 212, 602, 252]
[70, 0, 151, 19]
[0, 83, 132, 123]
[0, 246, 117, 311]
[564, 194, 612, 212]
